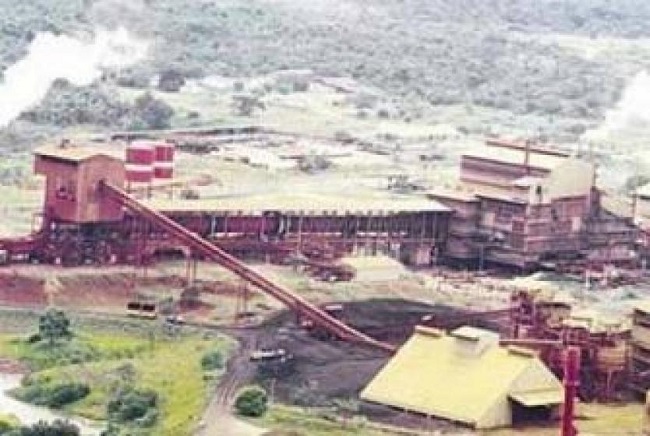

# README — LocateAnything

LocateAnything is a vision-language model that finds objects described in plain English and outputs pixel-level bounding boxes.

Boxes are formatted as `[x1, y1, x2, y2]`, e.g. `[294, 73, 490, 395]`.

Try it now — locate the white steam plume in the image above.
[0, 27, 148, 128]
[584, 71, 650, 142]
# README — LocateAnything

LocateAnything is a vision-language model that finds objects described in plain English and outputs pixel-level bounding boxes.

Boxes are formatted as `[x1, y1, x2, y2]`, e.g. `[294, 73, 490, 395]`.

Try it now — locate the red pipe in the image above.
[561, 347, 580, 436]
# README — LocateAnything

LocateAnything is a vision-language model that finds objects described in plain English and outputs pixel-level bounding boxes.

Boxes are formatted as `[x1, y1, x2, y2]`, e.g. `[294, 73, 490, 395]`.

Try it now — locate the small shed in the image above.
[361, 326, 563, 429]
[34, 143, 125, 223]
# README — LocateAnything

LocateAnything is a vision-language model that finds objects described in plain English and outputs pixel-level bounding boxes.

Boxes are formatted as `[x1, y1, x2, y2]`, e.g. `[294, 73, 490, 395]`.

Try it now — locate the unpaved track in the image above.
[196, 329, 267, 436]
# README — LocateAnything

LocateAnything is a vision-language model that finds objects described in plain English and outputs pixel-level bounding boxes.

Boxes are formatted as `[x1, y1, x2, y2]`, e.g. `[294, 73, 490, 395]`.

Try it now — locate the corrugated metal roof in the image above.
[427, 188, 479, 203]
[463, 147, 570, 171]
[361, 326, 562, 428]
[35, 144, 124, 162]
[144, 192, 451, 214]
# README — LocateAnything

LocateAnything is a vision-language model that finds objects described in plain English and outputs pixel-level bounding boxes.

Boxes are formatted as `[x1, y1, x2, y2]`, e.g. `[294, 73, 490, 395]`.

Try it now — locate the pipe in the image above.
[561, 346, 580, 436]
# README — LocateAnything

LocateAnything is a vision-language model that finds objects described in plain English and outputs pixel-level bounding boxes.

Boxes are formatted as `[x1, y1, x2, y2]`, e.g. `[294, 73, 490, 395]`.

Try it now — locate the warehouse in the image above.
[361, 325, 563, 429]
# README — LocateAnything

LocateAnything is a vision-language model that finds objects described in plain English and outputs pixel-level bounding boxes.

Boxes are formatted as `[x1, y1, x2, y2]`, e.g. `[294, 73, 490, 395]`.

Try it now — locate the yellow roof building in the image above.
[361, 326, 563, 429]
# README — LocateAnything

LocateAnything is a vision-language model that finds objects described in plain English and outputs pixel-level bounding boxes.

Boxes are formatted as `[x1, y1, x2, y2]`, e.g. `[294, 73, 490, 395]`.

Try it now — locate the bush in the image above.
[0, 420, 14, 434]
[11, 419, 79, 436]
[200, 350, 224, 371]
[107, 388, 158, 425]
[234, 385, 268, 417]
[38, 309, 71, 345]
[15, 382, 90, 409]
[26, 334, 41, 344]
[47, 383, 90, 408]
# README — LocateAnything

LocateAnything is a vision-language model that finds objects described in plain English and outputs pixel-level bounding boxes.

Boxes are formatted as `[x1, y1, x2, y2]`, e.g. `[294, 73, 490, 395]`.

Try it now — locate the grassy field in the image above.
[0, 413, 20, 427]
[0, 326, 232, 435]
[253, 405, 401, 436]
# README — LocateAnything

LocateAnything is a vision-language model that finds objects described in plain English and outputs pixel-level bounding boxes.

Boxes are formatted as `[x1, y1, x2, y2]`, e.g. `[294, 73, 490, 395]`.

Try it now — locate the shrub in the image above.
[27, 334, 41, 344]
[47, 383, 90, 408]
[38, 309, 71, 345]
[107, 388, 158, 425]
[200, 350, 224, 371]
[234, 385, 268, 417]
[15, 382, 90, 409]
[11, 419, 79, 436]
[0, 420, 14, 434]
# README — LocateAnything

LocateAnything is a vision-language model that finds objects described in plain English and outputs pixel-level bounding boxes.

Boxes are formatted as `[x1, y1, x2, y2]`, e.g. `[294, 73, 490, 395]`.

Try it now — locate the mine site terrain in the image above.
[4, 1, 650, 435]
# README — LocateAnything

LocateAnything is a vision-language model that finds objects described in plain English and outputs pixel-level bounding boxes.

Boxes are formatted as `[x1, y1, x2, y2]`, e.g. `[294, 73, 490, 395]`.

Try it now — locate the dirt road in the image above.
[196, 329, 267, 436]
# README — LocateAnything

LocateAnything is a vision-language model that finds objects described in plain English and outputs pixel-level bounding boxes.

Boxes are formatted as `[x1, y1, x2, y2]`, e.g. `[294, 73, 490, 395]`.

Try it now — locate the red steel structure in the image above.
[562, 347, 580, 436]
[101, 180, 394, 352]
[0, 144, 450, 267]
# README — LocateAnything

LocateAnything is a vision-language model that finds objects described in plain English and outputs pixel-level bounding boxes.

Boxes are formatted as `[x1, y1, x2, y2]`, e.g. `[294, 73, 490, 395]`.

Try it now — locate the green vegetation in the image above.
[38, 309, 71, 346]
[13, 382, 89, 408]
[0, 414, 19, 434]
[254, 405, 391, 436]
[20, 82, 175, 130]
[2, 419, 80, 436]
[200, 349, 224, 371]
[3, 0, 650, 143]
[0, 331, 148, 370]
[107, 388, 159, 427]
[0, 326, 231, 436]
[234, 385, 268, 418]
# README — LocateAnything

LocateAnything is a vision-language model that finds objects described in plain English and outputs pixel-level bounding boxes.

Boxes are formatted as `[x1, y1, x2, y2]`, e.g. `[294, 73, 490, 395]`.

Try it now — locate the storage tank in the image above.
[125, 141, 154, 183]
[153, 141, 175, 179]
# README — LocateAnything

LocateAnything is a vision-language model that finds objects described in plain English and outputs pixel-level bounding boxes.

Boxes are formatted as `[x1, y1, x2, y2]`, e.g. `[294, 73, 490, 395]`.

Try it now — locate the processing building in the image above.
[0, 135, 641, 274]
[429, 138, 639, 270]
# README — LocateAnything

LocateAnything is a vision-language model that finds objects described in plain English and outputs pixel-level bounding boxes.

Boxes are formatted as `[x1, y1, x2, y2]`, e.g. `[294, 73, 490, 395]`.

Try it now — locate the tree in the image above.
[38, 309, 71, 345]
[133, 92, 174, 129]
[234, 386, 268, 417]
[157, 69, 186, 93]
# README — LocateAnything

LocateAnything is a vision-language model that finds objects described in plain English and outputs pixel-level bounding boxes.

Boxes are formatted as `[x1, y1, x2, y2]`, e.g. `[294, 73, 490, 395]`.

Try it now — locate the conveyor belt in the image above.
[101, 181, 394, 353]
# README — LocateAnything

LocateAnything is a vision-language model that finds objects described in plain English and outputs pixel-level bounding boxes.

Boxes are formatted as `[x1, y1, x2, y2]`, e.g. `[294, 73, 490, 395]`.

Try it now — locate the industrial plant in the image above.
[0, 124, 650, 434]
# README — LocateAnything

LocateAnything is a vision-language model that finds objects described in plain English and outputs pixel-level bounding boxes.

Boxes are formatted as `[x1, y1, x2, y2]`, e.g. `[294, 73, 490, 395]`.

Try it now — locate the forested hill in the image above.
[2, 0, 650, 135]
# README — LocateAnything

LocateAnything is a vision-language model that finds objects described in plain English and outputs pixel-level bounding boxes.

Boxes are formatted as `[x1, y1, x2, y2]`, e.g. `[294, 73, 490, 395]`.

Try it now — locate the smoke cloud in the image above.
[0, 27, 148, 128]
[584, 71, 650, 142]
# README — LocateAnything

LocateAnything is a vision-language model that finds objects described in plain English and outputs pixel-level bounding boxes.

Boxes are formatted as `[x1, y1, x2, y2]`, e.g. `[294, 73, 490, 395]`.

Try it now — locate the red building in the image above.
[34, 143, 125, 223]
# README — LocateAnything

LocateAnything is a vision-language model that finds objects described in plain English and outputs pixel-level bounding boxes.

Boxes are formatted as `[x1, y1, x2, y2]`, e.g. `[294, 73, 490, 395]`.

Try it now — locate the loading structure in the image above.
[6, 143, 449, 268]
[3, 142, 450, 352]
